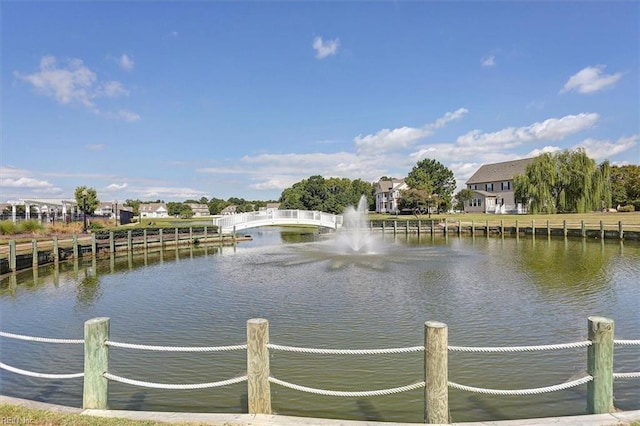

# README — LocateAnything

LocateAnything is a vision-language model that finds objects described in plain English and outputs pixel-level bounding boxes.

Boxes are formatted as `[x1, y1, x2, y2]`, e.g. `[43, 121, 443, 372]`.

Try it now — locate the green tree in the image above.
[404, 158, 456, 209]
[455, 188, 475, 211]
[397, 188, 430, 213]
[124, 199, 142, 215]
[513, 149, 611, 214]
[610, 164, 640, 209]
[208, 198, 229, 215]
[74, 186, 100, 215]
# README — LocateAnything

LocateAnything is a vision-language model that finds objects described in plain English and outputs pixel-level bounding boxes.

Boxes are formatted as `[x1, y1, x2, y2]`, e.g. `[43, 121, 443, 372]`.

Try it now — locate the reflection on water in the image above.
[0, 230, 638, 423]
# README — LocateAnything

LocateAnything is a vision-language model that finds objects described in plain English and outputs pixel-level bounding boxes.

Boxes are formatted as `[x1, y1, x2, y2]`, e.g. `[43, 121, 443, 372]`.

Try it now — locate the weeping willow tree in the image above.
[513, 149, 611, 214]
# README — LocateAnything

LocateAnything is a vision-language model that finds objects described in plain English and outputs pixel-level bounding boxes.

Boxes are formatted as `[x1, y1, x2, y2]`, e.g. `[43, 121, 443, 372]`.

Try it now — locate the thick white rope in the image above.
[448, 341, 591, 353]
[614, 372, 640, 379]
[268, 377, 425, 397]
[448, 375, 593, 396]
[103, 372, 247, 389]
[267, 344, 424, 355]
[0, 331, 83, 345]
[614, 340, 640, 346]
[105, 340, 247, 352]
[0, 361, 83, 379]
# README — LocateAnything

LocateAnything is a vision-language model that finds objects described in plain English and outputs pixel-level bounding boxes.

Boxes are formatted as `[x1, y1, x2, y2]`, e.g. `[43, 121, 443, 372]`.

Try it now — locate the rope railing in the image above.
[105, 340, 247, 352]
[448, 340, 592, 352]
[267, 343, 424, 355]
[268, 376, 425, 397]
[0, 330, 83, 344]
[448, 375, 593, 396]
[614, 339, 640, 346]
[1, 317, 638, 424]
[0, 361, 83, 380]
[103, 372, 247, 390]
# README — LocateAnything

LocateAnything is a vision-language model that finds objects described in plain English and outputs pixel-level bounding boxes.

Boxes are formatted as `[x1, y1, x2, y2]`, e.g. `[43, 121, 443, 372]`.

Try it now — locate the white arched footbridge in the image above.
[214, 210, 343, 233]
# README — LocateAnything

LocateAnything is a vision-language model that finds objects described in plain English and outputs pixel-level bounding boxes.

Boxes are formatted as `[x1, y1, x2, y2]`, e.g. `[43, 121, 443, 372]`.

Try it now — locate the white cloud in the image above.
[526, 146, 562, 157]
[575, 135, 638, 160]
[132, 186, 209, 199]
[313, 36, 340, 59]
[14, 55, 138, 121]
[119, 54, 134, 71]
[0, 176, 55, 189]
[106, 183, 128, 191]
[354, 108, 468, 154]
[560, 65, 623, 94]
[115, 109, 141, 122]
[85, 144, 106, 150]
[456, 113, 599, 147]
[481, 55, 495, 67]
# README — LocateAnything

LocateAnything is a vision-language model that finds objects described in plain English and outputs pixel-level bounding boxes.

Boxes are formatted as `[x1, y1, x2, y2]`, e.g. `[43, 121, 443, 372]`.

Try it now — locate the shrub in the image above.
[18, 219, 44, 234]
[90, 222, 105, 231]
[617, 204, 635, 212]
[0, 220, 17, 235]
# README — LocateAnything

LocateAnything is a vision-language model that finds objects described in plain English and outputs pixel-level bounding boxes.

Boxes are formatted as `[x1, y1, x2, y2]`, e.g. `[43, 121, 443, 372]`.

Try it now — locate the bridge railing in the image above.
[1, 316, 638, 423]
[214, 210, 342, 231]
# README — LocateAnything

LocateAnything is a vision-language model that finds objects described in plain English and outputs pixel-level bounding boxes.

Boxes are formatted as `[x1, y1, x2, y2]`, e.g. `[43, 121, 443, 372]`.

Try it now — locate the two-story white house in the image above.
[186, 203, 210, 217]
[375, 179, 408, 213]
[465, 158, 533, 214]
[139, 203, 169, 218]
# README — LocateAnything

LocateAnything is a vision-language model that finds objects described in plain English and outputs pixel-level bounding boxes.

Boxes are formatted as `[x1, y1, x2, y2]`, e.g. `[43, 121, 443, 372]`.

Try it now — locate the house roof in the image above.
[139, 203, 167, 212]
[266, 203, 280, 209]
[466, 158, 534, 184]
[377, 179, 405, 192]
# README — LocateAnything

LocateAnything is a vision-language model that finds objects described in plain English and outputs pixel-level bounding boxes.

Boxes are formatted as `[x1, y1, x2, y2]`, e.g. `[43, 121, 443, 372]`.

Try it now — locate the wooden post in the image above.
[73, 234, 79, 259]
[406, 220, 409, 235]
[424, 321, 448, 424]
[457, 220, 461, 235]
[587, 316, 614, 414]
[515, 220, 519, 236]
[204, 226, 208, 240]
[581, 220, 586, 238]
[9, 240, 16, 272]
[618, 221, 623, 240]
[143, 229, 148, 249]
[471, 220, 475, 236]
[485, 220, 489, 236]
[382, 221, 386, 233]
[109, 231, 115, 253]
[83, 317, 110, 409]
[189, 226, 193, 242]
[547, 220, 550, 238]
[91, 233, 97, 257]
[563, 220, 568, 238]
[417, 220, 421, 235]
[394, 220, 397, 236]
[159, 228, 164, 247]
[531, 220, 536, 237]
[53, 236, 59, 262]
[443, 220, 447, 235]
[247, 318, 271, 414]
[32, 239, 38, 267]
[600, 221, 604, 240]
[500, 220, 504, 235]
[175, 227, 179, 244]
[232, 225, 236, 242]
[127, 230, 132, 251]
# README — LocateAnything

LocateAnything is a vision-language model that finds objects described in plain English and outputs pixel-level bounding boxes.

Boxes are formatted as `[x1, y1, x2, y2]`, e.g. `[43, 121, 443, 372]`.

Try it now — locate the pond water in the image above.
[0, 228, 638, 423]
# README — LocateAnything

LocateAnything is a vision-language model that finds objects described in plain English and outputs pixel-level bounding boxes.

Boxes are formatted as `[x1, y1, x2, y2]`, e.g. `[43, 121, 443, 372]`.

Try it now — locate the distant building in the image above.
[186, 203, 210, 217]
[220, 205, 237, 215]
[375, 179, 408, 213]
[139, 203, 169, 218]
[259, 203, 281, 213]
[465, 158, 533, 214]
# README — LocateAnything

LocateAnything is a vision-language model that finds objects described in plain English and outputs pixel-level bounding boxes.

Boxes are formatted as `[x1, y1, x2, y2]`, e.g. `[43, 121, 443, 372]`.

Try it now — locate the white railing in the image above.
[214, 210, 343, 233]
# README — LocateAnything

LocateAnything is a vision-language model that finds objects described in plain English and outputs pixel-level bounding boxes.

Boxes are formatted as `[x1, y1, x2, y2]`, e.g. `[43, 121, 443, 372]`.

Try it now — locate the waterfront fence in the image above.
[0, 225, 236, 274]
[1, 316, 638, 423]
[369, 219, 640, 241]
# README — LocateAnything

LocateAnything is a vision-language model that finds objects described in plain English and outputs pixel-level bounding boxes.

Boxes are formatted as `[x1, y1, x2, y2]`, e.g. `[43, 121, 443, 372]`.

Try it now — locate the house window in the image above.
[501, 181, 511, 191]
[485, 183, 493, 192]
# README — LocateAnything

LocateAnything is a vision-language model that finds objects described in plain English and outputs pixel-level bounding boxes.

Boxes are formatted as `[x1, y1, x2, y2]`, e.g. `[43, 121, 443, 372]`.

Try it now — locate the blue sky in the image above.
[2, 1, 639, 203]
